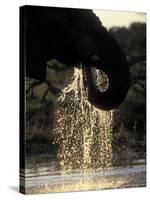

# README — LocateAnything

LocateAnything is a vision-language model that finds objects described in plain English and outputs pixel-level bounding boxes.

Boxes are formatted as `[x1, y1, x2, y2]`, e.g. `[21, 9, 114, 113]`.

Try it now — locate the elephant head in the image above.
[23, 6, 129, 110]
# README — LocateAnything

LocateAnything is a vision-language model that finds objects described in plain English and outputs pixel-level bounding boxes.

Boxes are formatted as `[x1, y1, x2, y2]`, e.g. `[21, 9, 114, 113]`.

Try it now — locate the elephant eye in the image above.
[91, 67, 109, 92]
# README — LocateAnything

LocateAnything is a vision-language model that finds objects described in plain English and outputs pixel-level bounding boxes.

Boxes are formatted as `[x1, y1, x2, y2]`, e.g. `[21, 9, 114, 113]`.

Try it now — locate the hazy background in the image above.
[94, 10, 146, 28]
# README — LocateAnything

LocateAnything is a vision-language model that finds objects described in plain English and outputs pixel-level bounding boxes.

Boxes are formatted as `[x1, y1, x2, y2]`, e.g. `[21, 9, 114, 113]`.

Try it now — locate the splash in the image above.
[53, 65, 114, 174]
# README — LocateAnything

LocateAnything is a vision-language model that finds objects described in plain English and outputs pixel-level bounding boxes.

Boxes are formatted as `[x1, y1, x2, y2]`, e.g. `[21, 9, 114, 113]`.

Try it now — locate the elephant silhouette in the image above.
[20, 5, 130, 110]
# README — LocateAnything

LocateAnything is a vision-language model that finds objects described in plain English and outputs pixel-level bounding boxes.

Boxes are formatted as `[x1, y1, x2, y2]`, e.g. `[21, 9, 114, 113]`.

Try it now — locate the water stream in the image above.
[53, 66, 113, 173]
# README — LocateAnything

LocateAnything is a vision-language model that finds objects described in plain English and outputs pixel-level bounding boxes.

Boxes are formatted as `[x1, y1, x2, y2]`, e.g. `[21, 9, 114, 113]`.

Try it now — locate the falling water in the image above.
[24, 65, 146, 194]
[53, 65, 114, 174]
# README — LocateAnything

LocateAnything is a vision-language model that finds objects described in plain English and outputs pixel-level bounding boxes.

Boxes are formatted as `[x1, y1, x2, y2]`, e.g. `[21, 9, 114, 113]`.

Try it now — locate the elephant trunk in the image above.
[83, 32, 130, 110]
[83, 63, 129, 110]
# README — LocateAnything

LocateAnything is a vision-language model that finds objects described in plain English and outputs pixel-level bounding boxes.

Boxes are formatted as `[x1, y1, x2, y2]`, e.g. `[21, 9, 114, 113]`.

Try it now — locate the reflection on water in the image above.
[22, 158, 146, 194]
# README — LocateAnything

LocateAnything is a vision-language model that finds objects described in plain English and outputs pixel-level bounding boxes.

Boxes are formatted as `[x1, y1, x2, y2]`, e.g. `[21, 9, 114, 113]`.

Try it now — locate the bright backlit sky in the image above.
[93, 10, 146, 29]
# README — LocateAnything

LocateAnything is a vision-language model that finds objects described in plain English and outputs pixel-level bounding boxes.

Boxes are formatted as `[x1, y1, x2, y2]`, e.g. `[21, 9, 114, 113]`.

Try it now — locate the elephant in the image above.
[21, 5, 130, 110]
